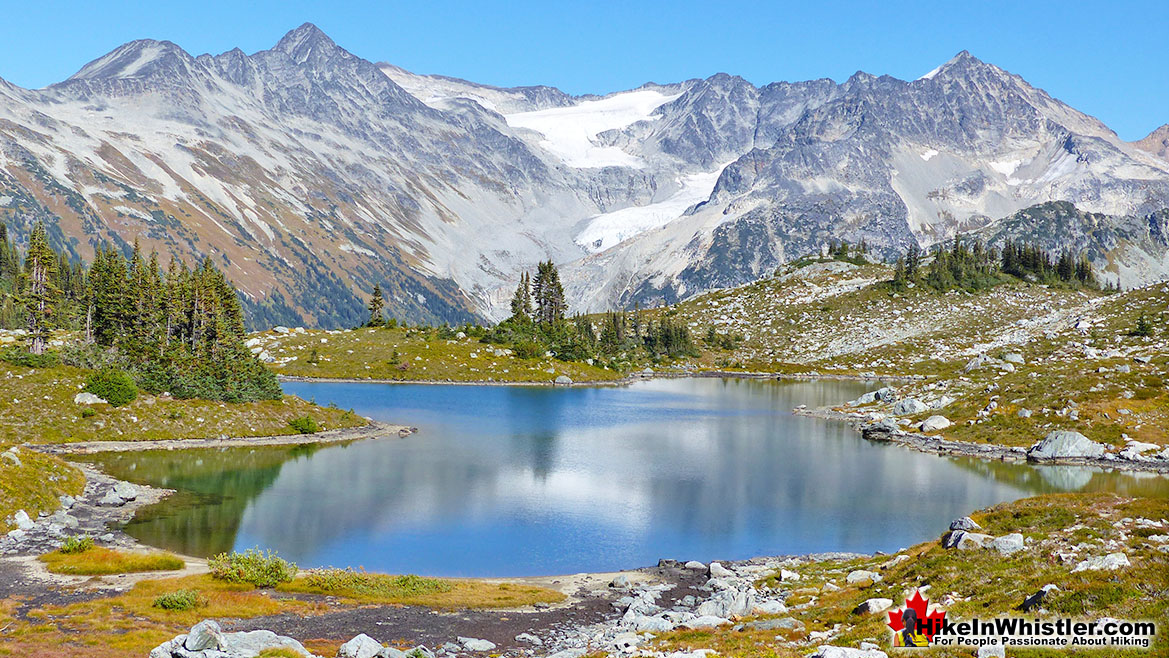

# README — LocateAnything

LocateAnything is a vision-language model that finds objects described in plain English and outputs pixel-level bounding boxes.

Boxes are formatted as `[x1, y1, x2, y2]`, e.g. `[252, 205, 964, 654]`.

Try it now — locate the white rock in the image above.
[184, 620, 222, 652]
[458, 636, 496, 652]
[74, 392, 107, 405]
[338, 633, 383, 658]
[708, 561, 733, 578]
[12, 510, 34, 531]
[893, 398, 928, 415]
[97, 490, 125, 507]
[112, 482, 139, 501]
[1028, 431, 1107, 460]
[684, 560, 706, 570]
[845, 569, 881, 585]
[780, 568, 801, 581]
[920, 415, 951, 432]
[1072, 553, 1130, 572]
[992, 533, 1025, 555]
[853, 597, 893, 614]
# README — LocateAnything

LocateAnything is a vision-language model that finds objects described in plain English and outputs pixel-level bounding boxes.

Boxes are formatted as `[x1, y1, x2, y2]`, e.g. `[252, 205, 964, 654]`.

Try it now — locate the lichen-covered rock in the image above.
[1028, 431, 1107, 461]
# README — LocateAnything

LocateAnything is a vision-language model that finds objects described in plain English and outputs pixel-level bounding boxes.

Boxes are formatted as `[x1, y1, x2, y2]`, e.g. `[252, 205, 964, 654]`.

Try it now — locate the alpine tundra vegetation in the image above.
[0, 13, 1165, 658]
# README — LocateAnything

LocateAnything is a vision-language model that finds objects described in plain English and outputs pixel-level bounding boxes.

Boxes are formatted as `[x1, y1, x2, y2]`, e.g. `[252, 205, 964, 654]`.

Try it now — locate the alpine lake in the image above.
[78, 378, 1169, 577]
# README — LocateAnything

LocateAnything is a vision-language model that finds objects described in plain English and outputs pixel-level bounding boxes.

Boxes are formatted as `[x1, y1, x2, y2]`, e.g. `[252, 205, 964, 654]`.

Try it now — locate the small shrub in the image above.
[300, 568, 450, 598]
[85, 368, 138, 407]
[1129, 313, 1155, 337]
[512, 340, 544, 359]
[80, 407, 96, 419]
[0, 348, 61, 369]
[61, 535, 94, 554]
[152, 588, 206, 611]
[208, 547, 297, 587]
[287, 416, 320, 434]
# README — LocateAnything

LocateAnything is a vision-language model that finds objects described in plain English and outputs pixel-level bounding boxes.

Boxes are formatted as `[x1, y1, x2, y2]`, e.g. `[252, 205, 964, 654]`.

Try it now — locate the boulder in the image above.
[184, 620, 223, 652]
[943, 531, 994, 550]
[893, 398, 928, 415]
[780, 568, 801, 581]
[458, 637, 496, 652]
[708, 561, 733, 578]
[554, 375, 573, 385]
[12, 510, 33, 531]
[545, 650, 587, 658]
[609, 574, 632, 590]
[73, 392, 107, 405]
[962, 353, 992, 373]
[850, 391, 879, 405]
[338, 633, 383, 658]
[112, 482, 139, 501]
[682, 615, 731, 629]
[845, 569, 881, 585]
[628, 613, 673, 632]
[1072, 553, 1130, 572]
[930, 395, 955, 410]
[875, 387, 897, 402]
[1003, 353, 1025, 364]
[221, 630, 311, 656]
[515, 633, 542, 645]
[684, 560, 706, 570]
[745, 617, 804, 631]
[920, 415, 951, 432]
[853, 597, 893, 615]
[753, 599, 788, 615]
[949, 516, 981, 531]
[992, 533, 1025, 555]
[97, 490, 126, 507]
[1028, 431, 1107, 461]
[696, 587, 754, 618]
[1, 448, 21, 467]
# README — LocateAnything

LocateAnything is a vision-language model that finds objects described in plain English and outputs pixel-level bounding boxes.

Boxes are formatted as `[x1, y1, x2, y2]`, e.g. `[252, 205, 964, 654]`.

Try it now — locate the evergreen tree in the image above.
[509, 272, 533, 322]
[532, 260, 566, 326]
[366, 284, 386, 327]
[20, 224, 59, 354]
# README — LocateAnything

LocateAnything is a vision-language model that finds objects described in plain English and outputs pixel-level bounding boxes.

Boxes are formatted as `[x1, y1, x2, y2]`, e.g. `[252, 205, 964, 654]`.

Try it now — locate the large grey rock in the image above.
[745, 617, 804, 631]
[554, 375, 573, 385]
[992, 533, 1025, 555]
[696, 587, 755, 618]
[1072, 553, 1130, 572]
[684, 560, 706, 570]
[184, 620, 223, 652]
[112, 482, 140, 501]
[458, 637, 496, 652]
[221, 629, 311, 656]
[944, 531, 994, 550]
[853, 597, 893, 615]
[845, 569, 881, 585]
[893, 398, 928, 415]
[920, 415, 951, 431]
[708, 561, 733, 578]
[682, 615, 731, 629]
[97, 490, 126, 507]
[338, 633, 383, 658]
[949, 516, 981, 531]
[74, 392, 107, 405]
[12, 510, 33, 531]
[1028, 431, 1107, 460]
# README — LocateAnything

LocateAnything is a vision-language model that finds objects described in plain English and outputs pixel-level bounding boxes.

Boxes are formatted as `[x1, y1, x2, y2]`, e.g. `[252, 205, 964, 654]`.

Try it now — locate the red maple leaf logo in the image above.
[886, 590, 947, 640]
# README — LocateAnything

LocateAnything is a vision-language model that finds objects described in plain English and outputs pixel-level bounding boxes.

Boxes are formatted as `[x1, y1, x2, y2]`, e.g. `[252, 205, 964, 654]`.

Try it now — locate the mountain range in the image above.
[1, 23, 1165, 327]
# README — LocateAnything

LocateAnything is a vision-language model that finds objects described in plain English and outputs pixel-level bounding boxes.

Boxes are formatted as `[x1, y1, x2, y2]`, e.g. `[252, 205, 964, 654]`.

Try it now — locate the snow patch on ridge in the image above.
[575, 163, 731, 253]
[504, 89, 681, 168]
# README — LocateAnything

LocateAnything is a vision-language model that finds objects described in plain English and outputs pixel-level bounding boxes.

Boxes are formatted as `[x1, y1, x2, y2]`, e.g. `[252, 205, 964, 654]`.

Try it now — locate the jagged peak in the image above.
[918, 50, 1009, 82]
[273, 22, 339, 62]
[66, 39, 191, 81]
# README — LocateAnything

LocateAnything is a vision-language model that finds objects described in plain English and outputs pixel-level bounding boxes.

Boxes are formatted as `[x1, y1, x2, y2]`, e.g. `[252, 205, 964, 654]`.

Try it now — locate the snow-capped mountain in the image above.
[0, 27, 1165, 326]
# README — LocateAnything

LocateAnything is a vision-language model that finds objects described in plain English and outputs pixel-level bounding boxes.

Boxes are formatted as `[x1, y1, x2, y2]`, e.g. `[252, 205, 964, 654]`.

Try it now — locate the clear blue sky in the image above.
[1, 0, 1164, 139]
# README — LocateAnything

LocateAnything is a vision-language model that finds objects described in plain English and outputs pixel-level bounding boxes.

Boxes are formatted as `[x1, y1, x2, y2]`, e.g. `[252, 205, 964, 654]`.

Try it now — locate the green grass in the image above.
[0, 445, 85, 532]
[39, 547, 185, 575]
[0, 362, 366, 444]
[280, 568, 565, 608]
[263, 325, 627, 383]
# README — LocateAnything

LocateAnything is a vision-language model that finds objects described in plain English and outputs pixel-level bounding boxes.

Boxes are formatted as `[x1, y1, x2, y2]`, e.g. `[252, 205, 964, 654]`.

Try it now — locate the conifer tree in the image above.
[366, 284, 386, 327]
[20, 223, 59, 354]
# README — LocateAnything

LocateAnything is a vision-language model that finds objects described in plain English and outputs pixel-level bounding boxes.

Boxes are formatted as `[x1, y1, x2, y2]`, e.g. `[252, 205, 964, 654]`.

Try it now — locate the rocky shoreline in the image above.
[795, 406, 1169, 474]
[31, 420, 415, 455]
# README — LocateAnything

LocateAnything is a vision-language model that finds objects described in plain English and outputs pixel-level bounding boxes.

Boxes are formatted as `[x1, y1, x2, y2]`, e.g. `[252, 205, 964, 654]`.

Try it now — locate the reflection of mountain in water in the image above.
[80, 445, 326, 556]
[80, 379, 1169, 574]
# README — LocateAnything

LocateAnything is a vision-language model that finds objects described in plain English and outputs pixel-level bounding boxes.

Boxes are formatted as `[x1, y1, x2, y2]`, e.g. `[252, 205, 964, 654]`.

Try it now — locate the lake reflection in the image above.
[82, 378, 1169, 576]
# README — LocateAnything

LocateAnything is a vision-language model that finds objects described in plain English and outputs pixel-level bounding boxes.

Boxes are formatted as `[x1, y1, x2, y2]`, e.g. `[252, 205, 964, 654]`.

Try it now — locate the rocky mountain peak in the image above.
[272, 22, 340, 63]
[65, 39, 193, 82]
[1133, 123, 1169, 161]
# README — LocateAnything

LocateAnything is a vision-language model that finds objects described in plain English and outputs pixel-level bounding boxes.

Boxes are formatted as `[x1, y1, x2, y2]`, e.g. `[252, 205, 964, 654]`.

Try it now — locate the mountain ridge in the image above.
[0, 24, 1164, 326]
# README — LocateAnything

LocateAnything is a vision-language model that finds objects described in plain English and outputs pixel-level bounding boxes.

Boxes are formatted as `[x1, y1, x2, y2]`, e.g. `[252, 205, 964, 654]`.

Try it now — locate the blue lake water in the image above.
[83, 378, 1169, 577]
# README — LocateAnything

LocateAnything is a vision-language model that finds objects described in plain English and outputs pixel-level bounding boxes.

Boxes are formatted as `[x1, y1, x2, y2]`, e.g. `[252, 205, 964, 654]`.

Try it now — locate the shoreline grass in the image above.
[39, 546, 186, 575]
